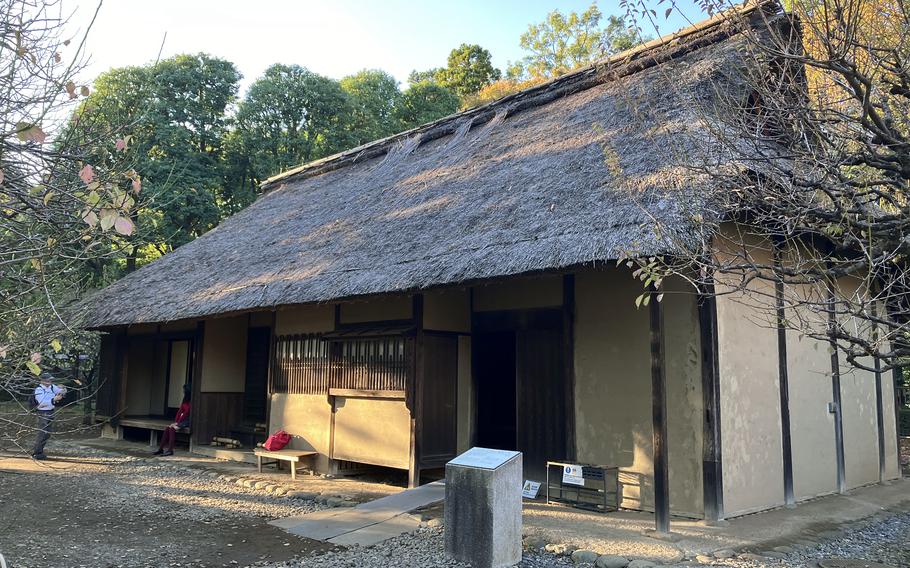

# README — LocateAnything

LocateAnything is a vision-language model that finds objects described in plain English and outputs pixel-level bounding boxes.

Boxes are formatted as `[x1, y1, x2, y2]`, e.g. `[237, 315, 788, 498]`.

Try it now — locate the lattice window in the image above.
[271, 334, 330, 394]
[332, 337, 410, 392]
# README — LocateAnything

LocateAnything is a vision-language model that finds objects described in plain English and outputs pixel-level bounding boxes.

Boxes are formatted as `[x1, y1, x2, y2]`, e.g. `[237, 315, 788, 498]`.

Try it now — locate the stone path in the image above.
[270, 479, 446, 546]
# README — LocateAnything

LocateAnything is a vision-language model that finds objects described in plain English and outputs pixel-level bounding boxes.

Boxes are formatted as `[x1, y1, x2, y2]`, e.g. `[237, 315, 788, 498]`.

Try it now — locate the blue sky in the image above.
[71, 0, 707, 97]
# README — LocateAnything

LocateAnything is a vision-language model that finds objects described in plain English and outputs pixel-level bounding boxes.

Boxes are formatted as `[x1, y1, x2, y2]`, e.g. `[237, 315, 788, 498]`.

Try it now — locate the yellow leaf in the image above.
[50, 339, 62, 353]
[26, 360, 41, 375]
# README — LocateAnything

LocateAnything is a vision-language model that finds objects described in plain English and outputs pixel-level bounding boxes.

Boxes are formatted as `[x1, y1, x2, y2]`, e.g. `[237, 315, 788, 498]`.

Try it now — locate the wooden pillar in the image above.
[893, 365, 904, 479]
[649, 284, 670, 533]
[826, 279, 847, 493]
[772, 243, 794, 505]
[697, 273, 724, 522]
[116, 331, 130, 420]
[409, 294, 425, 488]
[562, 273, 577, 461]
[871, 300, 886, 483]
[190, 321, 205, 447]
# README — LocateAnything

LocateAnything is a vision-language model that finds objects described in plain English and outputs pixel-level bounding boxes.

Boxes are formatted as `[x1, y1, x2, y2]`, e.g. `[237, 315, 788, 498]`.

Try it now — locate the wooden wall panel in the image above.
[194, 392, 244, 445]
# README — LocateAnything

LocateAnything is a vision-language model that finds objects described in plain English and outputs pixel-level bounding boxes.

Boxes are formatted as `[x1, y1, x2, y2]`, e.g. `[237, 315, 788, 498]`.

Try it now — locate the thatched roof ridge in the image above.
[260, 0, 779, 192]
[81, 2, 782, 329]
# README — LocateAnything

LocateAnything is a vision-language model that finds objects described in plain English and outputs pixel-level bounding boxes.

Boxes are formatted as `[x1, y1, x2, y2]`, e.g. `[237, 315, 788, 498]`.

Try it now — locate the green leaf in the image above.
[26, 360, 41, 375]
[50, 339, 62, 353]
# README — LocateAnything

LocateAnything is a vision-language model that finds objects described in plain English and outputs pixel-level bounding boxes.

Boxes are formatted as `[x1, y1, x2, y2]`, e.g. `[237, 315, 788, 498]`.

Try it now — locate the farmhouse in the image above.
[82, 1, 902, 526]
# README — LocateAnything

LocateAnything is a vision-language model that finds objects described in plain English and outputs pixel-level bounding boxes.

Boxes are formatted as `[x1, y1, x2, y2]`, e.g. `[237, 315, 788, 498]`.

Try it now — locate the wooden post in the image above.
[893, 365, 904, 479]
[409, 294, 425, 488]
[772, 242, 794, 506]
[697, 272, 724, 522]
[562, 273, 577, 461]
[649, 284, 670, 533]
[190, 321, 205, 447]
[826, 279, 847, 493]
[871, 300, 886, 483]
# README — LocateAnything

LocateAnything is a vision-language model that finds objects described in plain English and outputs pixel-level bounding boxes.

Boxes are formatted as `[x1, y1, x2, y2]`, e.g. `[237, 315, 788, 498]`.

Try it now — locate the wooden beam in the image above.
[697, 273, 724, 522]
[562, 273, 577, 461]
[408, 294, 425, 488]
[649, 284, 670, 533]
[871, 300, 886, 483]
[772, 243, 794, 506]
[826, 280, 847, 493]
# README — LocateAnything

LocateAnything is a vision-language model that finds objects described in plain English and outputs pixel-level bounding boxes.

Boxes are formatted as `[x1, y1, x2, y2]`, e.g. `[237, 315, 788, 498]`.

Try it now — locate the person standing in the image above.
[32, 372, 66, 460]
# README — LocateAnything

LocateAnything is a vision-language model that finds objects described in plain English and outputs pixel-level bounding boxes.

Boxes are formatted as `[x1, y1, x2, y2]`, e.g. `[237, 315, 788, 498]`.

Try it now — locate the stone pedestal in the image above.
[444, 447, 522, 568]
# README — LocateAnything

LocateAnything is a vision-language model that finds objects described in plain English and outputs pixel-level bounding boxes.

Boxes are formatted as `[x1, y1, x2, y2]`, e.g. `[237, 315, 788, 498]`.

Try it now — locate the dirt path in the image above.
[0, 442, 333, 568]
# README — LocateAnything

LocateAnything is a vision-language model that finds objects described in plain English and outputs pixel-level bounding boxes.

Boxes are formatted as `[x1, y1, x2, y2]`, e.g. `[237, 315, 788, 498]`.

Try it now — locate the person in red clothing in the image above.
[154, 391, 191, 456]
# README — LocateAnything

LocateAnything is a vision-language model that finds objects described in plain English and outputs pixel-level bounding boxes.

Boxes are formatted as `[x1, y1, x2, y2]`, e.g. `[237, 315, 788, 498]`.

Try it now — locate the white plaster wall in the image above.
[269, 393, 332, 472]
[574, 267, 704, 517]
[882, 366, 901, 480]
[275, 304, 334, 335]
[472, 275, 562, 311]
[715, 240, 786, 516]
[332, 396, 411, 469]
[424, 288, 470, 332]
[785, 310, 838, 499]
[200, 316, 247, 392]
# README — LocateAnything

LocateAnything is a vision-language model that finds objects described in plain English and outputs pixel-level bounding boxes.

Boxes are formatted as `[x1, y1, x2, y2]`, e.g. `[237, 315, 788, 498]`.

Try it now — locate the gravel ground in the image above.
[0, 441, 334, 568]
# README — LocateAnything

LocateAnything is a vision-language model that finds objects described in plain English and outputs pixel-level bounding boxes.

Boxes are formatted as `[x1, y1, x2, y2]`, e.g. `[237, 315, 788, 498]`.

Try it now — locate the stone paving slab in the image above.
[274, 480, 445, 544]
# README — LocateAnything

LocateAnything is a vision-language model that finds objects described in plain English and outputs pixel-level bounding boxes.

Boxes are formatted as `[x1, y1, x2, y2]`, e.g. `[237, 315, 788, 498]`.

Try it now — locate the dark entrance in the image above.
[243, 327, 271, 423]
[473, 309, 569, 480]
[474, 331, 517, 450]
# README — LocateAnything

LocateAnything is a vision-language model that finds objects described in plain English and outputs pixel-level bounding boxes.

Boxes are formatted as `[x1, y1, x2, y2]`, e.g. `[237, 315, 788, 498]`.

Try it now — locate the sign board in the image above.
[522, 480, 541, 499]
[448, 447, 521, 470]
[562, 464, 585, 486]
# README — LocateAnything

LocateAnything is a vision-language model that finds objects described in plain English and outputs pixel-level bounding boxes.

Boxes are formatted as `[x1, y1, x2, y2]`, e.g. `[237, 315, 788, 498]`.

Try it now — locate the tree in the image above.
[74, 53, 241, 269]
[340, 69, 403, 145]
[617, 0, 910, 369]
[435, 44, 501, 98]
[1, 0, 142, 445]
[395, 81, 461, 128]
[512, 3, 641, 79]
[227, 64, 352, 212]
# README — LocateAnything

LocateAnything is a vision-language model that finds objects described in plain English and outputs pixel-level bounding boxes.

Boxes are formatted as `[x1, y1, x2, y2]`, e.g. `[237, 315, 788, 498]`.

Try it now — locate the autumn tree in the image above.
[617, 0, 910, 368]
[1, 0, 143, 443]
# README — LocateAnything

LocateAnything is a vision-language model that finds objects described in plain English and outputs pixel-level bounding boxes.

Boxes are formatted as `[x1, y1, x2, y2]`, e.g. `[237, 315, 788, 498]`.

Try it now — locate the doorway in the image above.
[243, 327, 271, 423]
[474, 331, 517, 450]
[472, 309, 570, 480]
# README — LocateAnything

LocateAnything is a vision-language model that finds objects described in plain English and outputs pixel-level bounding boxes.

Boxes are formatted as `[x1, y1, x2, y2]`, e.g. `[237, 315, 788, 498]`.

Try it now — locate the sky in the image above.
[69, 0, 707, 98]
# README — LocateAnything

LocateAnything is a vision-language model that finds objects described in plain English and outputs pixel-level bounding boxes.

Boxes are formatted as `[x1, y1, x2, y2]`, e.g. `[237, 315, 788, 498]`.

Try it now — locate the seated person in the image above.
[154, 391, 190, 456]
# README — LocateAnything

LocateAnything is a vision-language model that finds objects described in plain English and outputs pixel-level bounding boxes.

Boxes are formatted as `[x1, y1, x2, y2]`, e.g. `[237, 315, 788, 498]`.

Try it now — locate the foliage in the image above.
[340, 69, 403, 145]
[395, 81, 461, 127]
[73, 53, 241, 270]
[0, 0, 142, 425]
[617, 0, 910, 370]
[434, 44, 501, 98]
[227, 64, 352, 212]
[509, 3, 646, 79]
[461, 76, 548, 108]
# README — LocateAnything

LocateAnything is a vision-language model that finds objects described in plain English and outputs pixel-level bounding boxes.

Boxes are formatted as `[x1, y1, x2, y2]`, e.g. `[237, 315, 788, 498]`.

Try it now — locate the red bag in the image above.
[263, 430, 291, 451]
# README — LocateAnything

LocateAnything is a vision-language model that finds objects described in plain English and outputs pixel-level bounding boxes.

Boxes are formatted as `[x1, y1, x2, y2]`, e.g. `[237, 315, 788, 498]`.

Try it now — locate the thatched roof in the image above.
[82, 2, 781, 328]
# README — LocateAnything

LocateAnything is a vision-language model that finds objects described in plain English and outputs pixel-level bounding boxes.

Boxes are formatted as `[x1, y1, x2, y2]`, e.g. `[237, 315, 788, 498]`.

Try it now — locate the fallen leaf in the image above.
[115, 138, 126, 151]
[79, 164, 95, 184]
[51, 339, 62, 353]
[82, 209, 98, 227]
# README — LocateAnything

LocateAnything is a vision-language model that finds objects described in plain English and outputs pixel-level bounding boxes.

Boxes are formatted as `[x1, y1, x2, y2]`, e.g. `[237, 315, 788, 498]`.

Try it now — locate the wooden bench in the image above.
[254, 448, 317, 480]
[118, 417, 190, 448]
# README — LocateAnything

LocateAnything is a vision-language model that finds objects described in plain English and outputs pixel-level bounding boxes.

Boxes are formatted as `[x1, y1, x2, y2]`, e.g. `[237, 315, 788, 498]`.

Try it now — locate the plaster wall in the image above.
[715, 240, 786, 516]
[269, 393, 332, 472]
[200, 316, 247, 392]
[574, 267, 704, 517]
[275, 304, 334, 335]
[837, 277, 882, 489]
[472, 275, 562, 312]
[784, 287, 838, 500]
[332, 396, 411, 469]
[425, 288, 471, 332]
[340, 295, 412, 323]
